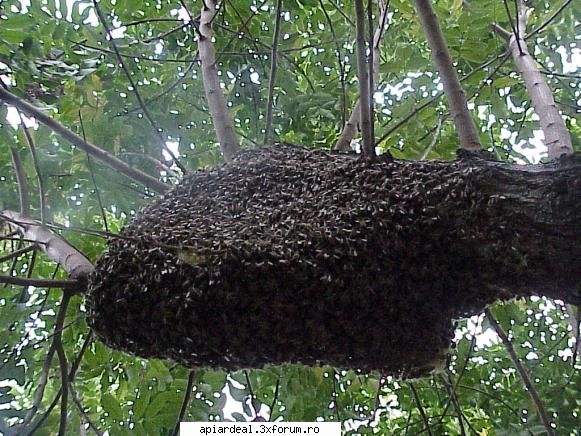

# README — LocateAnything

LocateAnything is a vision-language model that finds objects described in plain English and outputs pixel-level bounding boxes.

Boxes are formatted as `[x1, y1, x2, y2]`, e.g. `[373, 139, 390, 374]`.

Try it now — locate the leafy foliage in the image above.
[0, 0, 579, 434]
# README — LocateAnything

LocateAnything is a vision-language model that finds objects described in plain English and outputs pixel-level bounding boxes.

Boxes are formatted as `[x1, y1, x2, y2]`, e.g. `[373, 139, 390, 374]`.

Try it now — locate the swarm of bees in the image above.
[86, 144, 579, 377]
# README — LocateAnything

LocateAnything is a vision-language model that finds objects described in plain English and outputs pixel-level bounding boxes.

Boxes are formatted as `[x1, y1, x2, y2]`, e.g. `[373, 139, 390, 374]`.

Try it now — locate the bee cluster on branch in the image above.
[87, 145, 580, 378]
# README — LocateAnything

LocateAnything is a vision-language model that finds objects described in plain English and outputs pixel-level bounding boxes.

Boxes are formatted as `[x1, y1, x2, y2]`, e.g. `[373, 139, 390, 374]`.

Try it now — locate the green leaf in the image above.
[101, 393, 125, 422]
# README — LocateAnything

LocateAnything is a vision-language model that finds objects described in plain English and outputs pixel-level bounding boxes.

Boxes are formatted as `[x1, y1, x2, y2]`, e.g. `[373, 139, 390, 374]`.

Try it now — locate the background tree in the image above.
[0, 0, 579, 435]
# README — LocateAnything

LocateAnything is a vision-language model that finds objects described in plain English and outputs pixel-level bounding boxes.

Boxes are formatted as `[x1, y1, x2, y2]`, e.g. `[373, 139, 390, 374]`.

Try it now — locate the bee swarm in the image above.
[87, 145, 580, 377]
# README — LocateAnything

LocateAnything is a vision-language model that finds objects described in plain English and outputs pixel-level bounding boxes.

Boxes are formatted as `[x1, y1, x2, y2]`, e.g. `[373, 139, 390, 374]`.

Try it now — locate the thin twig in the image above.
[18, 292, 72, 434]
[55, 340, 69, 436]
[420, 115, 444, 160]
[18, 111, 47, 222]
[268, 377, 280, 421]
[213, 21, 315, 92]
[0, 245, 34, 263]
[439, 374, 466, 435]
[79, 113, 109, 233]
[263, 0, 283, 145]
[172, 370, 196, 436]
[118, 62, 197, 116]
[119, 152, 180, 179]
[485, 308, 555, 436]
[0, 274, 82, 290]
[0, 87, 169, 193]
[219, 0, 268, 74]
[92, 0, 187, 174]
[27, 331, 92, 435]
[329, 0, 355, 27]
[527, 0, 573, 40]
[319, 0, 347, 128]
[243, 370, 261, 417]
[375, 52, 505, 147]
[409, 382, 433, 436]
[69, 385, 103, 435]
[332, 370, 342, 423]
[457, 384, 519, 415]
[142, 22, 190, 44]
[9, 146, 30, 215]
[502, 0, 523, 54]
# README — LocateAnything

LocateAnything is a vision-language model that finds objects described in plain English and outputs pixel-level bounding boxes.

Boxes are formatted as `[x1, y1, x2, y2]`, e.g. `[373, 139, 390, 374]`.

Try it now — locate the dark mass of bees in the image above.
[86, 144, 579, 378]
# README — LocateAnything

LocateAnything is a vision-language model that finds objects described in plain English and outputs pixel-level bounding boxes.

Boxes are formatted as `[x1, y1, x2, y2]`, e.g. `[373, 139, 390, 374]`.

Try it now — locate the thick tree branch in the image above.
[414, 0, 481, 151]
[485, 308, 555, 436]
[263, 0, 283, 145]
[0, 87, 170, 193]
[491, 1, 573, 160]
[196, 0, 240, 162]
[1, 210, 93, 280]
[335, 0, 389, 152]
[354, 0, 375, 158]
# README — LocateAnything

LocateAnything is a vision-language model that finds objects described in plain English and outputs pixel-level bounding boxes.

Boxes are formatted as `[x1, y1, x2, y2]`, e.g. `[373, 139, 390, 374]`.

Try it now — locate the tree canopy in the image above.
[0, 0, 579, 435]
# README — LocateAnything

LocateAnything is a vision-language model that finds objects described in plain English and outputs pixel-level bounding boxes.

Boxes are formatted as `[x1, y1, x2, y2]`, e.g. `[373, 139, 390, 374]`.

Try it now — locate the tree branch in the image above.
[409, 382, 433, 436]
[414, 0, 481, 151]
[55, 338, 69, 436]
[420, 115, 444, 160]
[9, 146, 30, 215]
[485, 308, 555, 436]
[263, 0, 283, 145]
[69, 385, 103, 436]
[375, 52, 505, 147]
[334, 0, 389, 152]
[18, 292, 72, 434]
[0, 87, 170, 193]
[171, 370, 196, 436]
[196, 0, 240, 162]
[0, 245, 34, 263]
[92, 0, 187, 174]
[319, 0, 347, 130]
[0, 275, 81, 290]
[18, 110, 47, 222]
[1, 210, 93, 280]
[354, 0, 375, 158]
[491, 0, 573, 160]
[527, 0, 573, 40]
